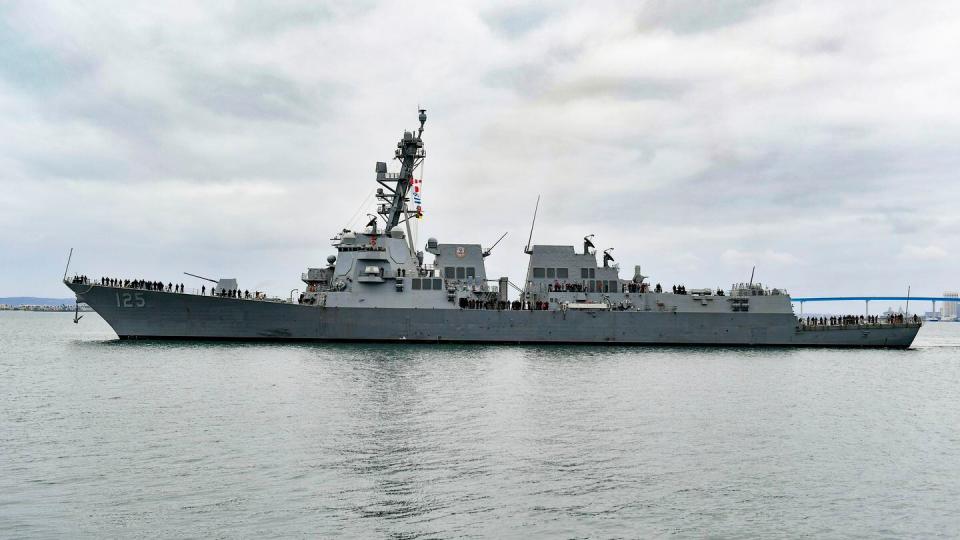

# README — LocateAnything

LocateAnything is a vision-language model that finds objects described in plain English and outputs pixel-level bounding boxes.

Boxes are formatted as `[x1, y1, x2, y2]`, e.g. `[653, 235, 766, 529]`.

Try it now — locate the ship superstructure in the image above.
[65, 111, 921, 347]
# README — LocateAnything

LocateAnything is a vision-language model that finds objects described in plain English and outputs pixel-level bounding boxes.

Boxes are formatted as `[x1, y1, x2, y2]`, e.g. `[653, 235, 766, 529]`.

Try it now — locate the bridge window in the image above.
[434, 278, 443, 290]
[533, 267, 545, 278]
[546, 268, 555, 278]
[412, 278, 422, 290]
[557, 268, 569, 279]
[444, 266, 478, 280]
[581, 268, 588, 279]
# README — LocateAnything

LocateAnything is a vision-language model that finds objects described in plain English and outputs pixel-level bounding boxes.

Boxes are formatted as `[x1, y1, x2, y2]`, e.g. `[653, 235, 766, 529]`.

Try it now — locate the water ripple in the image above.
[2, 312, 960, 537]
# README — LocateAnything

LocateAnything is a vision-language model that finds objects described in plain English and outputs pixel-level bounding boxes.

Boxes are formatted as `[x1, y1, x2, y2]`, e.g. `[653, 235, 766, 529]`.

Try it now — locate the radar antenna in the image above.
[603, 248, 615, 268]
[583, 234, 595, 255]
[524, 195, 540, 254]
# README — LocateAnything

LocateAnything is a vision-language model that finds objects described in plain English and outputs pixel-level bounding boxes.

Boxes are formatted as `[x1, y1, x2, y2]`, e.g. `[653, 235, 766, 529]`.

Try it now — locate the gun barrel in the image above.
[183, 272, 218, 284]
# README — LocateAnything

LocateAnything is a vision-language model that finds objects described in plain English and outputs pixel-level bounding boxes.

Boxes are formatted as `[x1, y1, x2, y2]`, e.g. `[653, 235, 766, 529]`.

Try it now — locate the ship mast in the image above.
[376, 109, 427, 233]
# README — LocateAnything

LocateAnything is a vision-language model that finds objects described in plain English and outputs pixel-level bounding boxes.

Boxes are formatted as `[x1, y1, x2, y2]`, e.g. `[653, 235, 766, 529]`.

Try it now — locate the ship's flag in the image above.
[412, 178, 422, 209]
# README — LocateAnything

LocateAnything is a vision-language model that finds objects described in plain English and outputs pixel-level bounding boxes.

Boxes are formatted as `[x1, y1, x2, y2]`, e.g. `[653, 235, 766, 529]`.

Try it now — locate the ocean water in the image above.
[2, 312, 959, 538]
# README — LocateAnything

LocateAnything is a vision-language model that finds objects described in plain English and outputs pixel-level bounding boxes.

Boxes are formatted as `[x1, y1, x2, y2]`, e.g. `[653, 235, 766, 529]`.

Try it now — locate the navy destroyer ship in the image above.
[65, 111, 921, 347]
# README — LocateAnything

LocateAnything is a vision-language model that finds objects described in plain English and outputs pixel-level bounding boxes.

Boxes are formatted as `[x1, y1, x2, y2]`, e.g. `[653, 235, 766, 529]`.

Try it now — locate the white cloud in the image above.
[721, 249, 799, 266]
[899, 245, 948, 261]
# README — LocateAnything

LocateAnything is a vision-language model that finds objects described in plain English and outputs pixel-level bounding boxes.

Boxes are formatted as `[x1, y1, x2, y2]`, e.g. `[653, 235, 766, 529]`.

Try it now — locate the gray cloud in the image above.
[482, 4, 554, 38]
[183, 70, 317, 123]
[636, 0, 774, 35]
[1, 0, 959, 301]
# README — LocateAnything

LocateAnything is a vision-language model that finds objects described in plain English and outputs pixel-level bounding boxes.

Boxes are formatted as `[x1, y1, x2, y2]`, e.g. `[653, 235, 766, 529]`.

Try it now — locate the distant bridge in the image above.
[791, 296, 959, 315]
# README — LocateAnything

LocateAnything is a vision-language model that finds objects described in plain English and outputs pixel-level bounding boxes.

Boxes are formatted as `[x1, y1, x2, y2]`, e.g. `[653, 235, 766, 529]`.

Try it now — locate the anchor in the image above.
[73, 301, 84, 324]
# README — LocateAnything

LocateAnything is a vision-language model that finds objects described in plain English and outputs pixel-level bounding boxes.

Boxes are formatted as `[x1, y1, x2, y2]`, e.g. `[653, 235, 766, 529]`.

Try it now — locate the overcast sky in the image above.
[2, 0, 958, 304]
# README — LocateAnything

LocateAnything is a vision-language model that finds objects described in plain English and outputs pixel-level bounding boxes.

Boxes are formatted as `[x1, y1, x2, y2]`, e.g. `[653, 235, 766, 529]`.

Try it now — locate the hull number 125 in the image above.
[116, 292, 145, 308]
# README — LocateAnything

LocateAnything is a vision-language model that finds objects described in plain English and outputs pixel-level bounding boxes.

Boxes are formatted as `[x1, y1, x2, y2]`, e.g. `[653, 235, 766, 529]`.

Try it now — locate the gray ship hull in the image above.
[68, 283, 920, 348]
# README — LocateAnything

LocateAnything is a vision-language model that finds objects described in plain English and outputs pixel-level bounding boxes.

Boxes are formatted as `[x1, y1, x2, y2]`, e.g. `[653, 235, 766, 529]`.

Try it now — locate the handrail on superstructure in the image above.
[792, 296, 960, 302]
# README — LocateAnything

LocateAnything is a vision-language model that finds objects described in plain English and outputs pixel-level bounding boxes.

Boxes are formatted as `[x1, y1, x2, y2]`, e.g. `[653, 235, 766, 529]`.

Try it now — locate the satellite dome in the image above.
[327, 255, 337, 264]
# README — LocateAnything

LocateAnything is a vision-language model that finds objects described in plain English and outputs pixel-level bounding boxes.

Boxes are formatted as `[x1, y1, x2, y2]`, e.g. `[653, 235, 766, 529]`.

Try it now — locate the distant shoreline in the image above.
[0, 304, 93, 312]
[1, 297, 78, 306]
[0, 297, 91, 312]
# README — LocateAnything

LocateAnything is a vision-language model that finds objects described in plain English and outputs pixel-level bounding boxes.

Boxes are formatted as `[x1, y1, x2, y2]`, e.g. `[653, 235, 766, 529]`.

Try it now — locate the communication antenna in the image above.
[524, 195, 540, 254]
[483, 232, 508, 258]
[749, 266, 756, 288]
